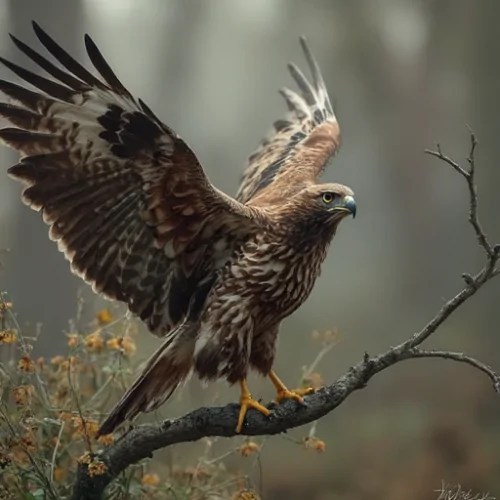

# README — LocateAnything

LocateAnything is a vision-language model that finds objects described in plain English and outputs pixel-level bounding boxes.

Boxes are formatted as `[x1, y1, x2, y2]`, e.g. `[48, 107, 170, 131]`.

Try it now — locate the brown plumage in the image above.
[0, 23, 356, 436]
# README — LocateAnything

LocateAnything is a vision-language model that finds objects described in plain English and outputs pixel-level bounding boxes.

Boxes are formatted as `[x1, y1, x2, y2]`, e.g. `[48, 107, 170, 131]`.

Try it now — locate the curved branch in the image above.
[72, 129, 500, 500]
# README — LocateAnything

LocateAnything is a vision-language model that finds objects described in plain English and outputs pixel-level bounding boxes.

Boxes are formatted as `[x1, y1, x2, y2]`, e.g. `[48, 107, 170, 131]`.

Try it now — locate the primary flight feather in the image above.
[0, 23, 356, 435]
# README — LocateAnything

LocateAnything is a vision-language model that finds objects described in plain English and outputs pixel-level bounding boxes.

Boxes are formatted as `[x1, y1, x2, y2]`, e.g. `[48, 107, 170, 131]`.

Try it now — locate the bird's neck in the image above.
[273, 215, 338, 254]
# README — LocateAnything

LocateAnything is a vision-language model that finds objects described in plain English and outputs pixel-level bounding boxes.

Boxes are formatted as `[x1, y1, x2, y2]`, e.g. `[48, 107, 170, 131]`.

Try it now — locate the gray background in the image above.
[1, 1, 499, 499]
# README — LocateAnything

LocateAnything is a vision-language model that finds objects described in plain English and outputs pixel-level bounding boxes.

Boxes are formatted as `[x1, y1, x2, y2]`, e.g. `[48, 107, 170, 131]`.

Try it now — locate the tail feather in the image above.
[97, 325, 195, 438]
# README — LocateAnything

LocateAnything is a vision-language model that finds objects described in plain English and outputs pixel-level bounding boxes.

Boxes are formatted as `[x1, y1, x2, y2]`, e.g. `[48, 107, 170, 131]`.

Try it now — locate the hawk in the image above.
[0, 23, 356, 435]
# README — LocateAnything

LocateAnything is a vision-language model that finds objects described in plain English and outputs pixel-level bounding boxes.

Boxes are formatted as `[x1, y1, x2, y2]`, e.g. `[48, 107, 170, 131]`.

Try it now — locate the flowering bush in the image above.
[0, 293, 331, 499]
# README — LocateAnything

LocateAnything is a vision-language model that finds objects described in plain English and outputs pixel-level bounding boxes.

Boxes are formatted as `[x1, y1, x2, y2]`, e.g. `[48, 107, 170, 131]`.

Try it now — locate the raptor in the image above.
[0, 23, 356, 435]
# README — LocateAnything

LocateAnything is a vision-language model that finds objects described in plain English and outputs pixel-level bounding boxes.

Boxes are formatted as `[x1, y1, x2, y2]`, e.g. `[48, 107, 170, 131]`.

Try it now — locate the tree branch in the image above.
[72, 129, 500, 500]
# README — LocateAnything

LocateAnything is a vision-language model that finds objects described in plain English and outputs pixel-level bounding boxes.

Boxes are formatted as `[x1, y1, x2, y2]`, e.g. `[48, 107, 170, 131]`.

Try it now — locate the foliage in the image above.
[0, 294, 330, 499]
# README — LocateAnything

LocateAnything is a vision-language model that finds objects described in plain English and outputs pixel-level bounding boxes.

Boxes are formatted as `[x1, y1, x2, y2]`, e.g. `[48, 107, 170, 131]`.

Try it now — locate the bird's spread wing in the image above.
[236, 37, 341, 206]
[0, 22, 265, 337]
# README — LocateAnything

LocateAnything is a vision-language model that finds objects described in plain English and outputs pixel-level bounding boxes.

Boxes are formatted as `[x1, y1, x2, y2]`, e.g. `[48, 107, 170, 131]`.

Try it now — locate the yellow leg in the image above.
[236, 378, 271, 433]
[268, 370, 314, 404]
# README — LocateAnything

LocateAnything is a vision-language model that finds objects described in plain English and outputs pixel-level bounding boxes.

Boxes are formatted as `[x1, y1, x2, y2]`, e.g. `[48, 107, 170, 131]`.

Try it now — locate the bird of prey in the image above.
[0, 23, 356, 436]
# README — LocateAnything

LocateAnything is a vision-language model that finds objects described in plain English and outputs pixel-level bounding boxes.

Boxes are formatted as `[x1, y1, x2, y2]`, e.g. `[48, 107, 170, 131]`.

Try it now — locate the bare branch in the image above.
[426, 127, 494, 257]
[425, 145, 469, 177]
[72, 131, 500, 500]
[407, 349, 500, 391]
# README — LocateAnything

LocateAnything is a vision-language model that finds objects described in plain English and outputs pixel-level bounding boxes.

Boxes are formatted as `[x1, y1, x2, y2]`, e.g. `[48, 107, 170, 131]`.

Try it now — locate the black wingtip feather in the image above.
[31, 21, 105, 90]
[84, 33, 132, 98]
[0, 55, 75, 102]
[9, 32, 87, 91]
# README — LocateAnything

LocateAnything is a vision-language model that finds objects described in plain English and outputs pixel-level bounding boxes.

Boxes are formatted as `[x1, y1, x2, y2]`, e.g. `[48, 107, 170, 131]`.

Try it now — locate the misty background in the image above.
[0, 1, 499, 499]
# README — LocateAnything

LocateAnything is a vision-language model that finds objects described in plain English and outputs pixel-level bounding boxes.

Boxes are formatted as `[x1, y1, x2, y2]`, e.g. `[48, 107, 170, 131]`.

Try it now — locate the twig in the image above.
[51, 420, 66, 484]
[425, 128, 493, 257]
[408, 349, 500, 391]
[67, 356, 93, 453]
[301, 340, 336, 380]
[71, 128, 500, 500]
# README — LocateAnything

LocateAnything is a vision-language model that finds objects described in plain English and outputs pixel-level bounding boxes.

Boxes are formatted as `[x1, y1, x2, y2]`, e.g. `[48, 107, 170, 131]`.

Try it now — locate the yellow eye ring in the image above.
[322, 192, 334, 204]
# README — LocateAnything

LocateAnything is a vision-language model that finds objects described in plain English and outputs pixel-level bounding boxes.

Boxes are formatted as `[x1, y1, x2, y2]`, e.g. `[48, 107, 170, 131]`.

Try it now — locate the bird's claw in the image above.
[236, 380, 271, 433]
[274, 386, 314, 405]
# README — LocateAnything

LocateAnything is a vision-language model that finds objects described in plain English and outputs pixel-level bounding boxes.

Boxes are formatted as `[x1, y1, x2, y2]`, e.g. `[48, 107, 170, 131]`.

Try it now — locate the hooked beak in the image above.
[329, 195, 356, 219]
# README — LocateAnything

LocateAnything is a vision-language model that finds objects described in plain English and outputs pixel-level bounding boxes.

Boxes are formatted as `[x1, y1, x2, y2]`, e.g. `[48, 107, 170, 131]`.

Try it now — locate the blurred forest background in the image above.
[1, 0, 500, 499]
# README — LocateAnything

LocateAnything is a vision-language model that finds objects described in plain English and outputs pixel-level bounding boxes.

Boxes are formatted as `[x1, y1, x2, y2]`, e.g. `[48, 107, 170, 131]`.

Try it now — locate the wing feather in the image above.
[1, 22, 267, 337]
[236, 36, 341, 206]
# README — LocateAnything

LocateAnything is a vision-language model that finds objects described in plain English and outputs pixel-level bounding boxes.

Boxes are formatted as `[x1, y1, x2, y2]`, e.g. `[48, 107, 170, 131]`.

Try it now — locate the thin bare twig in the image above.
[70, 129, 499, 500]
[67, 356, 93, 453]
[408, 349, 500, 391]
[425, 128, 494, 257]
[51, 420, 65, 484]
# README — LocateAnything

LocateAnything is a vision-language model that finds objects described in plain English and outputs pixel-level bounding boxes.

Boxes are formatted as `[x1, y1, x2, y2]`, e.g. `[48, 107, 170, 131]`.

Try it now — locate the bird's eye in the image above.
[322, 192, 334, 204]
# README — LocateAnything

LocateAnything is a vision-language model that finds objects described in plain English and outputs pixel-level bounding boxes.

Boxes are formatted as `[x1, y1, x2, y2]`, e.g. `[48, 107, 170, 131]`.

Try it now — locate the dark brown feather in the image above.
[1, 23, 265, 339]
[0, 128, 64, 155]
[84, 34, 132, 98]
[0, 79, 54, 111]
[0, 104, 46, 131]
[9, 33, 87, 91]
[97, 324, 196, 437]
[0, 56, 75, 102]
[31, 21, 106, 90]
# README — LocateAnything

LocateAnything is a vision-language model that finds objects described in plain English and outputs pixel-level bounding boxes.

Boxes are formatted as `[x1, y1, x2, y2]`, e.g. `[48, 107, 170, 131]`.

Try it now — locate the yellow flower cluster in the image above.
[71, 416, 100, 440]
[65, 308, 136, 356]
[106, 335, 136, 356]
[84, 332, 104, 352]
[96, 308, 113, 325]
[0, 329, 17, 343]
[302, 436, 326, 452]
[239, 440, 260, 457]
[78, 452, 107, 476]
[141, 473, 160, 487]
[12, 385, 34, 406]
[17, 354, 34, 373]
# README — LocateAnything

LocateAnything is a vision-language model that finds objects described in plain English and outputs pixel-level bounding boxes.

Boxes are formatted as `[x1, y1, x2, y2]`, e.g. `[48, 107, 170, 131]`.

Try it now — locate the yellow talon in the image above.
[236, 379, 271, 433]
[268, 370, 314, 404]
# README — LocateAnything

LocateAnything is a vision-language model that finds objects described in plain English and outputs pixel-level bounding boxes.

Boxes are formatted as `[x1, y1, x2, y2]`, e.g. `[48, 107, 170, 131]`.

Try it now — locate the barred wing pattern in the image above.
[236, 37, 341, 206]
[0, 22, 264, 337]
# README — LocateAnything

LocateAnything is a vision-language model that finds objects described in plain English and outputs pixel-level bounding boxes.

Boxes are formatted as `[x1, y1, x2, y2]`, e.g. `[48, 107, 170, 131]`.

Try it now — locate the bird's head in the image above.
[296, 182, 356, 224]
[275, 182, 356, 244]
